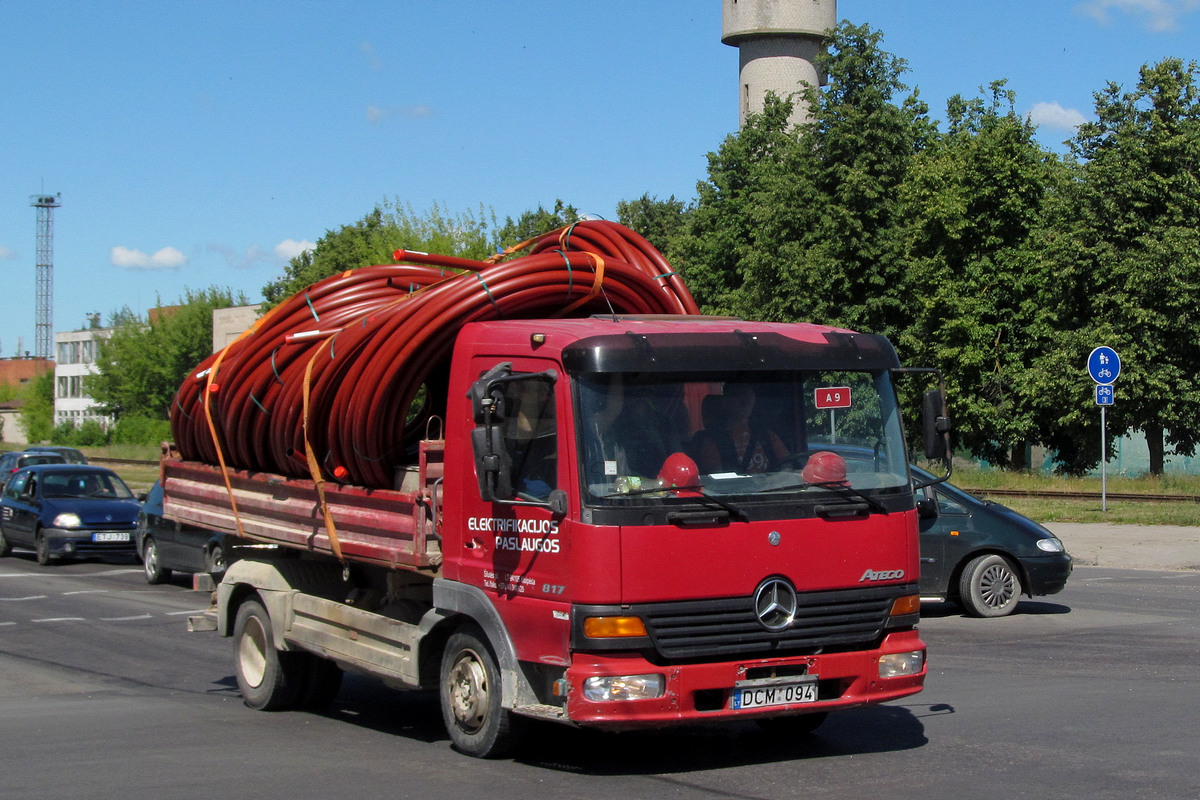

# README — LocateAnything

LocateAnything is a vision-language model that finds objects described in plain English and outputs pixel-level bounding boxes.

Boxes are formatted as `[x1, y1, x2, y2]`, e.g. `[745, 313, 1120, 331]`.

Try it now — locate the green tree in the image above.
[616, 194, 689, 255]
[900, 82, 1068, 468]
[671, 94, 799, 315]
[1036, 58, 1200, 475]
[88, 287, 247, 423]
[263, 201, 498, 305]
[493, 199, 580, 252]
[18, 370, 54, 444]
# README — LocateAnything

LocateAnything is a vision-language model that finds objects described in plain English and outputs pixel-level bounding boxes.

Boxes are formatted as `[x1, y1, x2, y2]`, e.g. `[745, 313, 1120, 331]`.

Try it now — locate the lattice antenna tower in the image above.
[31, 193, 60, 360]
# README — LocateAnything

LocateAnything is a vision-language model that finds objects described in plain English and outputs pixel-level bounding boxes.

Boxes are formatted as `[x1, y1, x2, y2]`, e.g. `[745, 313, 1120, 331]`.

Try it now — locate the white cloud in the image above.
[111, 245, 187, 269]
[0, 245, 16, 260]
[1028, 101, 1089, 132]
[275, 238, 315, 261]
[1077, 0, 1200, 32]
[360, 42, 383, 70]
[366, 103, 435, 125]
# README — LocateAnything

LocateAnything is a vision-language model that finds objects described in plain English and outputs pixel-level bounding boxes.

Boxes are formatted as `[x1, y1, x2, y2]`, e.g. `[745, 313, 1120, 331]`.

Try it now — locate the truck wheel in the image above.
[143, 538, 171, 584]
[439, 626, 523, 758]
[959, 554, 1021, 618]
[299, 654, 343, 711]
[233, 598, 306, 710]
[0, 526, 11, 557]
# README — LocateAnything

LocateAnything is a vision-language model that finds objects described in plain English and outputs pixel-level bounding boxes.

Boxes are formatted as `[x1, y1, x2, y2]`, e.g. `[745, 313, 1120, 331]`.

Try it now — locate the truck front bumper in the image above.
[563, 629, 926, 729]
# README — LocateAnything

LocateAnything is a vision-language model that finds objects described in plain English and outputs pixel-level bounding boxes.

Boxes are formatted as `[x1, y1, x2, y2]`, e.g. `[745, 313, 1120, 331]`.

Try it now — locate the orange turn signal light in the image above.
[890, 594, 921, 616]
[583, 616, 648, 639]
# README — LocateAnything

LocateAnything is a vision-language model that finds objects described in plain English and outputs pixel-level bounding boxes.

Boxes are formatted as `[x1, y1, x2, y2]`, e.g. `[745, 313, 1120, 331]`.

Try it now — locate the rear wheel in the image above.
[439, 626, 523, 758]
[0, 527, 11, 557]
[959, 554, 1021, 617]
[143, 537, 171, 584]
[233, 598, 306, 710]
[298, 654, 344, 710]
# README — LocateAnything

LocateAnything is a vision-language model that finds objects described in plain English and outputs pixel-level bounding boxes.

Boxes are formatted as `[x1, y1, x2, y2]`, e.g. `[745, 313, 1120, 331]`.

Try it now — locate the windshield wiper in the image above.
[602, 483, 750, 522]
[752, 480, 889, 515]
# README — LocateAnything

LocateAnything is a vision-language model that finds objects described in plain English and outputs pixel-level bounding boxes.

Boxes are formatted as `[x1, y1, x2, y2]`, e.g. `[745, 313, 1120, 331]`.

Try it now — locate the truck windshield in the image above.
[574, 371, 910, 508]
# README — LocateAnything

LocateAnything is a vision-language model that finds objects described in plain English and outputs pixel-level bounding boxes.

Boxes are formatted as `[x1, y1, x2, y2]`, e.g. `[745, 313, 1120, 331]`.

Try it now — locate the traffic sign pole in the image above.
[1088, 348, 1121, 513]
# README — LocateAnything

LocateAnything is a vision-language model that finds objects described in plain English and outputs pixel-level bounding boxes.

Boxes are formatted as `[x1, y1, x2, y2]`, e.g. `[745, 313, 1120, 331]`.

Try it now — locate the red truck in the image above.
[172, 224, 946, 758]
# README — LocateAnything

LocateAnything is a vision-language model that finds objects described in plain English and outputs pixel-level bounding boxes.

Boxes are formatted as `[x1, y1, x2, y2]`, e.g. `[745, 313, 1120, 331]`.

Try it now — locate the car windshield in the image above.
[575, 370, 911, 505]
[41, 471, 135, 500]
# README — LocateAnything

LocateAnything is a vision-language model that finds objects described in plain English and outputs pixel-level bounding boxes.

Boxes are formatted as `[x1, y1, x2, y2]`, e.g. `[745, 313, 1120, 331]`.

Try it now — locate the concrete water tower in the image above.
[721, 0, 837, 129]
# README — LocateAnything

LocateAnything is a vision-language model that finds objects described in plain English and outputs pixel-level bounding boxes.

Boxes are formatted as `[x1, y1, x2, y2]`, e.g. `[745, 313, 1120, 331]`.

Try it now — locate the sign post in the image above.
[1087, 348, 1121, 512]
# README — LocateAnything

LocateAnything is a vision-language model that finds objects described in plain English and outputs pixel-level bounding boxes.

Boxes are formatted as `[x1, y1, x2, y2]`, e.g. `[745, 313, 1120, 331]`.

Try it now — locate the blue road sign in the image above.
[1088, 346, 1121, 384]
[1096, 383, 1114, 406]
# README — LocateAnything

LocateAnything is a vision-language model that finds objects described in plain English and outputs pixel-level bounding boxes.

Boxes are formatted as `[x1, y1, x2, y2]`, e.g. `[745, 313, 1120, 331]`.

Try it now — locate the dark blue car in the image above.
[0, 464, 140, 565]
[914, 465, 1073, 617]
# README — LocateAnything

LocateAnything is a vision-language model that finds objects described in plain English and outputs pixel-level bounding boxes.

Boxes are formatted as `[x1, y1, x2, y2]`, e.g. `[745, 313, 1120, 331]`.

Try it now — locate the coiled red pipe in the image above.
[171, 220, 698, 488]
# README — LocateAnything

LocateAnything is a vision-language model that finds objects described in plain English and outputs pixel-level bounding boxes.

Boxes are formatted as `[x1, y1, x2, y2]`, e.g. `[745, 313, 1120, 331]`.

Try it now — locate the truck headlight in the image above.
[582, 674, 665, 702]
[878, 650, 925, 678]
[53, 512, 82, 529]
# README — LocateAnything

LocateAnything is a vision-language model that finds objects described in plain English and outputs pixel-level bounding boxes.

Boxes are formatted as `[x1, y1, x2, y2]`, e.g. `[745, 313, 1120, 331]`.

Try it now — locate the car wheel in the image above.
[207, 543, 226, 578]
[439, 625, 524, 758]
[233, 598, 306, 711]
[959, 554, 1021, 617]
[35, 531, 54, 566]
[0, 526, 11, 558]
[143, 537, 171, 584]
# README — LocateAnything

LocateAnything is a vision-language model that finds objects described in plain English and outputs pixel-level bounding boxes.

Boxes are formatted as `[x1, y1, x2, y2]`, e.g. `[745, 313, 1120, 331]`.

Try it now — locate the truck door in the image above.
[455, 357, 571, 658]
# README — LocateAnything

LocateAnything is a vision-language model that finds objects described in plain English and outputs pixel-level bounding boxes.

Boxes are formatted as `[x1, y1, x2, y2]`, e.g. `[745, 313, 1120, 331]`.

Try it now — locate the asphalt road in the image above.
[1, 545, 1197, 800]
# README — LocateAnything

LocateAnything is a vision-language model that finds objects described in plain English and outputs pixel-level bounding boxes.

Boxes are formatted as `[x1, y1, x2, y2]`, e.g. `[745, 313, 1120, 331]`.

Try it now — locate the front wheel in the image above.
[0, 526, 11, 558]
[233, 598, 306, 710]
[439, 626, 523, 758]
[959, 554, 1022, 617]
[35, 531, 54, 566]
[206, 543, 226, 578]
[143, 537, 171, 584]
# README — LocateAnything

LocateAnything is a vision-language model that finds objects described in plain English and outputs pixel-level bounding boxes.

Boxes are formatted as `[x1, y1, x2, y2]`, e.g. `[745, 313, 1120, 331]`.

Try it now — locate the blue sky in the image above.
[1, 0, 1197, 356]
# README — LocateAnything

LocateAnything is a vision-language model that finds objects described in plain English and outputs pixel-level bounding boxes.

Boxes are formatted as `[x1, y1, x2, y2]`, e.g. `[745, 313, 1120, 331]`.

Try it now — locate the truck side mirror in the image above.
[922, 389, 951, 461]
[467, 364, 559, 506]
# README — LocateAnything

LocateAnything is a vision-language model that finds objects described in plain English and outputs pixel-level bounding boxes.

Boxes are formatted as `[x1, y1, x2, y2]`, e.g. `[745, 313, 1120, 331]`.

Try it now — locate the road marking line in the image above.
[64, 590, 109, 596]
[0, 595, 48, 601]
[100, 614, 153, 621]
[165, 609, 210, 616]
[32, 617, 87, 623]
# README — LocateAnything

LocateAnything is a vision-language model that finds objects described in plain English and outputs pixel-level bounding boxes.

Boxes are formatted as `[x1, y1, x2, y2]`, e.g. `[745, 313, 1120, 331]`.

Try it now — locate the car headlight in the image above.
[1036, 537, 1065, 553]
[53, 512, 83, 529]
[582, 674, 665, 702]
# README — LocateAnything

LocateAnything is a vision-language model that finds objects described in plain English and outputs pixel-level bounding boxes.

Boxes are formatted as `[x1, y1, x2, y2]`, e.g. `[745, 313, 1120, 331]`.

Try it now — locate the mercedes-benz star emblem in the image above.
[754, 578, 798, 631]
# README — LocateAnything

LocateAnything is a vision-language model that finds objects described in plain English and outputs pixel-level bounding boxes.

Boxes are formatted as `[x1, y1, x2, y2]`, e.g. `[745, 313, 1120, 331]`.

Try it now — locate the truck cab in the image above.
[441, 316, 927, 735]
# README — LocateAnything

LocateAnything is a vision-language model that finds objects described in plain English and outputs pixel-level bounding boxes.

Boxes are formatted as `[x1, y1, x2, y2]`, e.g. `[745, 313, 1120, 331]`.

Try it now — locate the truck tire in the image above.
[233, 598, 306, 710]
[959, 554, 1021, 618]
[206, 543, 226, 579]
[299, 654, 344, 711]
[143, 537, 171, 584]
[439, 626, 524, 758]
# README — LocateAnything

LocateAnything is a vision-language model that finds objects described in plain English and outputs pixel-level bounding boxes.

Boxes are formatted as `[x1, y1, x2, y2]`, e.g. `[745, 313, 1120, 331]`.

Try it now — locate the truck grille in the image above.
[636, 584, 910, 660]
